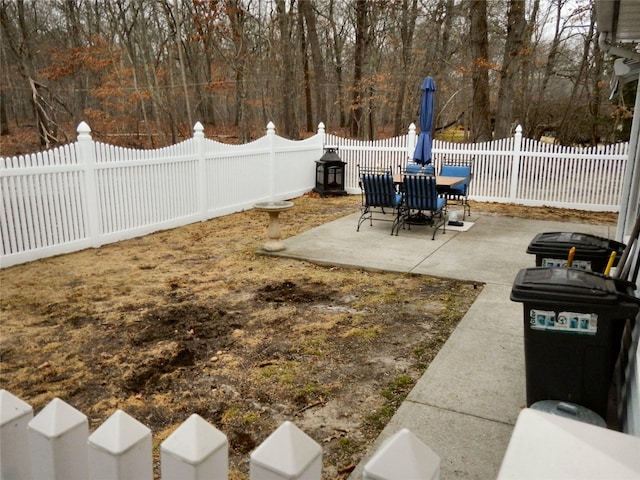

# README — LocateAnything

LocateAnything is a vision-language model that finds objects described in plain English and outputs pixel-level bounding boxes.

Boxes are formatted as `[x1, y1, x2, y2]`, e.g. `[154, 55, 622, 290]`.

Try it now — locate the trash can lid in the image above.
[511, 267, 638, 306]
[530, 400, 606, 427]
[526, 232, 625, 259]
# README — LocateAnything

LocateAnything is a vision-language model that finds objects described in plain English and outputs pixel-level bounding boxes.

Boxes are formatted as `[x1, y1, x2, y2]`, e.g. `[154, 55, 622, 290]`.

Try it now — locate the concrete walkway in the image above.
[268, 211, 616, 479]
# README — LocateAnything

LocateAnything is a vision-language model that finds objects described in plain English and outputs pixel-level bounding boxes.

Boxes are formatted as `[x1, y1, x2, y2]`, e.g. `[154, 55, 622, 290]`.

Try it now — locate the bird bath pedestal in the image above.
[254, 201, 294, 252]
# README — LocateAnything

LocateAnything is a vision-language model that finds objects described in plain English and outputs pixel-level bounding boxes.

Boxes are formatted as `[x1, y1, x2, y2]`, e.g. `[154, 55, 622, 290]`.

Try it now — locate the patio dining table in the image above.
[392, 174, 468, 192]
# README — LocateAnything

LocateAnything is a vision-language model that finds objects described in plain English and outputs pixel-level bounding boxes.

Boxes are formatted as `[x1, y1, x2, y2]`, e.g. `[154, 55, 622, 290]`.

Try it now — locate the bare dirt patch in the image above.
[0, 195, 616, 479]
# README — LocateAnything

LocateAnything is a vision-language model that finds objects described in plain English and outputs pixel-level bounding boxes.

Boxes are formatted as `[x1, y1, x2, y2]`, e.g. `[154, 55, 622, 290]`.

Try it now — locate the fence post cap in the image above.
[515, 125, 523, 134]
[0, 389, 33, 426]
[161, 413, 227, 464]
[77, 121, 92, 140]
[364, 428, 440, 480]
[27, 398, 87, 437]
[193, 121, 205, 139]
[250, 420, 321, 475]
[88, 409, 150, 454]
[266, 121, 276, 135]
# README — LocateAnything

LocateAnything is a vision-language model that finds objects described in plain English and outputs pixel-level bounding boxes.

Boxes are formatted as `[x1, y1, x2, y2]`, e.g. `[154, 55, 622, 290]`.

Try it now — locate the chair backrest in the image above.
[404, 163, 435, 175]
[361, 173, 399, 207]
[440, 164, 470, 195]
[403, 175, 440, 211]
[405, 163, 421, 174]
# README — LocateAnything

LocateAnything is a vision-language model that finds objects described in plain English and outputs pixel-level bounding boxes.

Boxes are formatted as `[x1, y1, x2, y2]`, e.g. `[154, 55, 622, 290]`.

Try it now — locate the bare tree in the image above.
[1, 0, 60, 147]
[495, 0, 526, 139]
[276, 0, 298, 139]
[0, 0, 624, 153]
[515, 0, 540, 134]
[328, 0, 347, 128]
[469, 0, 492, 141]
[392, 0, 418, 136]
[225, 0, 251, 142]
[297, 5, 313, 132]
[526, 0, 568, 138]
[349, 0, 368, 138]
[300, 0, 328, 126]
[556, 3, 602, 145]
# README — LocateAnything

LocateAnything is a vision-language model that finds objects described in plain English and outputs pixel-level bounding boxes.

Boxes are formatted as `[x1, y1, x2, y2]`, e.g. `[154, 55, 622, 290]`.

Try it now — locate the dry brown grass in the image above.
[0, 194, 615, 479]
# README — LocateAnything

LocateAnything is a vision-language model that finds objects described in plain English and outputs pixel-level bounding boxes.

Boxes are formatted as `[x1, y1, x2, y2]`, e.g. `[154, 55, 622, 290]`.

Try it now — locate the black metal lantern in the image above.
[313, 147, 347, 197]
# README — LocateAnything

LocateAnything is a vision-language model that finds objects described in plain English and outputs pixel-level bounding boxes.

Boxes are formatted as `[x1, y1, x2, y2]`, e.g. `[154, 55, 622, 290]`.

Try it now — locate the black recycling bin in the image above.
[526, 232, 625, 272]
[510, 267, 639, 419]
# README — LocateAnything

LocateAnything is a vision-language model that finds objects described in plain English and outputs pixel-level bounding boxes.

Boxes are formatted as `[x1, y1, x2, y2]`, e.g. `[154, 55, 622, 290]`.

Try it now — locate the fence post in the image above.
[161, 414, 228, 480]
[407, 123, 417, 161]
[76, 122, 101, 247]
[250, 420, 322, 480]
[88, 409, 152, 480]
[363, 428, 440, 480]
[267, 121, 276, 200]
[1, 390, 34, 479]
[27, 398, 89, 480]
[508, 125, 523, 201]
[193, 122, 207, 221]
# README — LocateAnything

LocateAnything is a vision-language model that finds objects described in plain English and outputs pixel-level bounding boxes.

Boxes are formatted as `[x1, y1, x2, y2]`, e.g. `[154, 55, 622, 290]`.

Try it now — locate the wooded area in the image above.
[0, 0, 636, 154]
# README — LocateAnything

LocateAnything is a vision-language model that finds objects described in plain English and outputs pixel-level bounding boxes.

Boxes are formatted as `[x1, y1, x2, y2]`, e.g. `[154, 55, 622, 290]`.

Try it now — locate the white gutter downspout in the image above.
[599, 33, 640, 240]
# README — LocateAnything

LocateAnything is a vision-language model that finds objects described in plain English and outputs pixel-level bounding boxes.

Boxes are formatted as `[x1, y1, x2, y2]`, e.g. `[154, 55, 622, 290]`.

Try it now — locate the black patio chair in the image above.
[439, 163, 472, 220]
[356, 167, 403, 235]
[396, 174, 447, 240]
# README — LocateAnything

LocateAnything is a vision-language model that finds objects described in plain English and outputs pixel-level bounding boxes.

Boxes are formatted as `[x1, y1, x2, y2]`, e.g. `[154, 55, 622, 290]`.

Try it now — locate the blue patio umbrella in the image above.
[413, 76, 436, 165]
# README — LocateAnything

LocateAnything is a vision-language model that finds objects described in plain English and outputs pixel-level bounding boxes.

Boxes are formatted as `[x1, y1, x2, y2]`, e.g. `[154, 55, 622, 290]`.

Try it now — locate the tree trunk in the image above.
[276, 0, 298, 139]
[328, 0, 346, 128]
[350, 0, 367, 138]
[516, 0, 540, 134]
[0, 0, 59, 148]
[226, 0, 250, 142]
[495, 0, 526, 139]
[392, 0, 418, 136]
[557, 7, 599, 146]
[300, 0, 327, 125]
[172, 0, 193, 129]
[470, 0, 492, 142]
[0, 90, 9, 135]
[526, 0, 564, 138]
[297, 6, 314, 132]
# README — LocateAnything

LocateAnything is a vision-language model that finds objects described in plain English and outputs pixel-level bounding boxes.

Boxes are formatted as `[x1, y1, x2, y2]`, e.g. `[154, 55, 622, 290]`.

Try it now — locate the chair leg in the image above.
[392, 207, 405, 235]
[357, 207, 370, 231]
[432, 211, 445, 240]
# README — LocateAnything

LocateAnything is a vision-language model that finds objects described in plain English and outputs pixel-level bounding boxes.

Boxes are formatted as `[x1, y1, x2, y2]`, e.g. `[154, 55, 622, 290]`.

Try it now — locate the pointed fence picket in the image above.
[0, 390, 440, 480]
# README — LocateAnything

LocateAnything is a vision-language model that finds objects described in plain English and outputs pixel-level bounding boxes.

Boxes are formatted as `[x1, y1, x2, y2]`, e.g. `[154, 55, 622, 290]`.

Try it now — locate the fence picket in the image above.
[363, 428, 440, 480]
[0, 390, 34, 480]
[161, 414, 228, 480]
[250, 420, 322, 480]
[27, 398, 89, 480]
[88, 410, 153, 480]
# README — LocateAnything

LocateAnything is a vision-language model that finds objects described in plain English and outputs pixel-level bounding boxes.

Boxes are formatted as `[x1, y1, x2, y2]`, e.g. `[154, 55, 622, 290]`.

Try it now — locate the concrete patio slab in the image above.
[264, 212, 618, 479]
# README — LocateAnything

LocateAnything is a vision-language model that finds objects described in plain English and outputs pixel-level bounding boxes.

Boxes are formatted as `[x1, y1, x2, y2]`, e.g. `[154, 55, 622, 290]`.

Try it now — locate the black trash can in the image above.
[526, 232, 625, 272]
[510, 267, 639, 419]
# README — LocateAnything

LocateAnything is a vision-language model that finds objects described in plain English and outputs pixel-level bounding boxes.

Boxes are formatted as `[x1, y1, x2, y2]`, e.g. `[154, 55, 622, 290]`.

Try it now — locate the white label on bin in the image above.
[529, 309, 597, 335]
[541, 258, 591, 270]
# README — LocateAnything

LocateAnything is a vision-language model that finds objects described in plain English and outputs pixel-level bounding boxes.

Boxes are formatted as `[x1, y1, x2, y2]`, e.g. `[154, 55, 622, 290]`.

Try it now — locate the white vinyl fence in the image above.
[330, 125, 628, 211]
[0, 122, 629, 268]
[0, 390, 440, 480]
